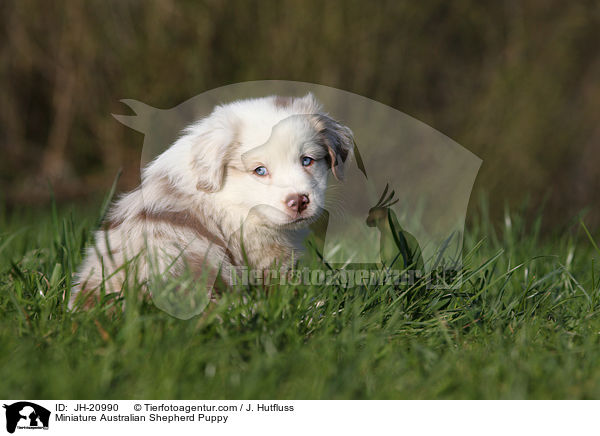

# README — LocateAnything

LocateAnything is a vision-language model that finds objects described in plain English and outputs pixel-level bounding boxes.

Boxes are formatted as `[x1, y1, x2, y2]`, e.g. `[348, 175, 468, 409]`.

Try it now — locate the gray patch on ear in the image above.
[311, 114, 354, 180]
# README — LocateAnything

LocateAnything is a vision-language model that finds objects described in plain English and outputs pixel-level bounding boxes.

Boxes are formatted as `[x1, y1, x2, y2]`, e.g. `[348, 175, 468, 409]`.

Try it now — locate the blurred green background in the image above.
[1, 0, 599, 227]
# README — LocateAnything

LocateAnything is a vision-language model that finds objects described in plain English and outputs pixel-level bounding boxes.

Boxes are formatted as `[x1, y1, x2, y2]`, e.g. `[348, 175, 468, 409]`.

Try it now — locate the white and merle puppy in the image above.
[70, 94, 354, 308]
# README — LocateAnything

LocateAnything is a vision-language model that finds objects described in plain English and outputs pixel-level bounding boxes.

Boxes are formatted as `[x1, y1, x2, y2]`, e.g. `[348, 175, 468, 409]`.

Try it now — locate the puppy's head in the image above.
[191, 97, 354, 228]
[237, 114, 353, 227]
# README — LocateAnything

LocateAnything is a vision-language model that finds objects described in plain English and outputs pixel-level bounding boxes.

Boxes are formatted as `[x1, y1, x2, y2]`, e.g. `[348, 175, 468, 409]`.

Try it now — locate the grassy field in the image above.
[1, 194, 600, 399]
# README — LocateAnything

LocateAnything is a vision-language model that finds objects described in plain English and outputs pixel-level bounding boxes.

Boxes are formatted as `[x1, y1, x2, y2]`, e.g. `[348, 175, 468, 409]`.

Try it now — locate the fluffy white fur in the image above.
[70, 94, 354, 308]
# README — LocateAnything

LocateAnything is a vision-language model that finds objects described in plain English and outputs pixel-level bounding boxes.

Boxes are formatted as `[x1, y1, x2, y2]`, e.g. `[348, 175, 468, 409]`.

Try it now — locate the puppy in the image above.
[70, 94, 354, 308]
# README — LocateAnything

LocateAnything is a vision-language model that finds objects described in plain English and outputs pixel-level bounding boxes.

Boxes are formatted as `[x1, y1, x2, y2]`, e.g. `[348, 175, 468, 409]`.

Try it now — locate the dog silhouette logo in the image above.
[3, 402, 50, 433]
[111, 81, 481, 318]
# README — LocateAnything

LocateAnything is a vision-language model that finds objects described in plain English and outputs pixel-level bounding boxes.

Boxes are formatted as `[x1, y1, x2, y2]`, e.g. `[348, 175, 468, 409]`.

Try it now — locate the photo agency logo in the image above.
[110, 80, 481, 319]
[3, 402, 50, 433]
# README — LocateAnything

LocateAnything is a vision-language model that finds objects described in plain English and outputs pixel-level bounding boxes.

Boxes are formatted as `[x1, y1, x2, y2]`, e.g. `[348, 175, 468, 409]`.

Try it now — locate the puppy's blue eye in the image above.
[254, 166, 268, 176]
[302, 156, 314, 167]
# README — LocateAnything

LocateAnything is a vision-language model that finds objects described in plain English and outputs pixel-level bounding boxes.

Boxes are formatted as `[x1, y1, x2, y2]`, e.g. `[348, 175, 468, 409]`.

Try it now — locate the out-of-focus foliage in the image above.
[1, 0, 599, 226]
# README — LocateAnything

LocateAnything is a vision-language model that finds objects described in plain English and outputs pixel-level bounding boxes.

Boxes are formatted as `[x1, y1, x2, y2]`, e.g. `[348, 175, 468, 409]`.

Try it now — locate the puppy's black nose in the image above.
[285, 193, 310, 214]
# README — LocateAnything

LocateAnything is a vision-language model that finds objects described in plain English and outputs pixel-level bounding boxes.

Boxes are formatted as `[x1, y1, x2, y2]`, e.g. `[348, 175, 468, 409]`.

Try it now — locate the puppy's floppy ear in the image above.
[188, 109, 239, 192]
[311, 114, 354, 180]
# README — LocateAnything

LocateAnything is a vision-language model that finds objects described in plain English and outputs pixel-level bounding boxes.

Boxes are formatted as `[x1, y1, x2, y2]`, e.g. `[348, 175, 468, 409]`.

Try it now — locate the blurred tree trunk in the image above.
[41, 65, 77, 181]
[40, 5, 81, 182]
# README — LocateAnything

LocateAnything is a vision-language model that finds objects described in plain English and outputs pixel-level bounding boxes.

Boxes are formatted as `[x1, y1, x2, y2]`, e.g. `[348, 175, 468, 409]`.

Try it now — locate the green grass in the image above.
[1, 196, 600, 399]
